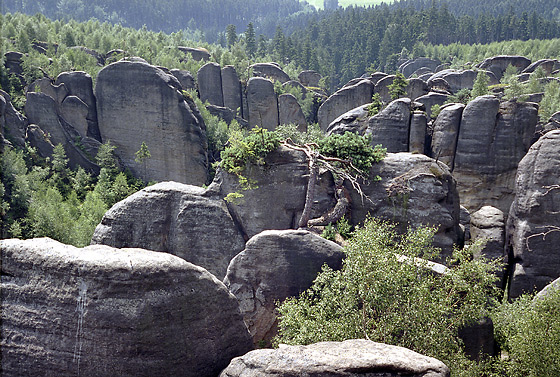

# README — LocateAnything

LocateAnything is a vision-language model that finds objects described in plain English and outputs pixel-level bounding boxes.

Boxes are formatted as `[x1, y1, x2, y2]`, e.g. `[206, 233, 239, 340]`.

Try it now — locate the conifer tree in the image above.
[245, 22, 256, 58]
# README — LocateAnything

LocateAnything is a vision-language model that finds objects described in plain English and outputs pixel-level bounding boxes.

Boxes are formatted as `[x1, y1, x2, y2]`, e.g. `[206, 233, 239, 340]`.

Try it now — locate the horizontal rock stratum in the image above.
[1, 238, 252, 377]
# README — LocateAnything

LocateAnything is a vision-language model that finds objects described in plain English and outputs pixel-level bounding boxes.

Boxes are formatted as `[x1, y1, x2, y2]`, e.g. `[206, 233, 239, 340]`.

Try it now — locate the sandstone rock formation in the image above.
[251, 62, 291, 83]
[178, 46, 211, 61]
[349, 153, 461, 259]
[224, 230, 344, 346]
[409, 110, 428, 154]
[415, 92, 449, 118]
[298, 70, 322, 87]
[1, 237, 253, 377]
[430, 103, 465, 169]
[246, 77, 279, 130]
[318, 79, 374, 131]
[470, 206, 507, 283]
[366, 98, 412, 152]
[197, 62, 224, 107]
[453, 97, 538, 213]
[91, 181, 245, 279]
[400, 57, 441, 78]
[170, 68, 196, 90]
[0, 90, 27, 147]
[221, 65, 243, 117]
[96, 60, 208, 185]
[326, 103, 370, 136]
[278, 93, 307, 131]
[476, 55, 532, 80]
[506, 130, 560, 299]
[220, 339, 450, 377]
[427, 69, 498, 94]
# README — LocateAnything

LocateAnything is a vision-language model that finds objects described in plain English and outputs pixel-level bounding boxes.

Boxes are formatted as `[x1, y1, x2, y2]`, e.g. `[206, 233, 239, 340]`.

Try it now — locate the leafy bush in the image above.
[539, 80, 560, 122]
[318, 132, 385, 174]
[275, 123, 325, 145]
[493, 289, 560, 377]
[276, 218, 501, 376]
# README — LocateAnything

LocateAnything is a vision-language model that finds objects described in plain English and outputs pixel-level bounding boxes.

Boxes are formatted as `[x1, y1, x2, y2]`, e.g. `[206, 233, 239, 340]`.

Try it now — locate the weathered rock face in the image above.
[522, 58, 560, 75]
[25, 124, 54, 158]
[534, 276, 560, 301]
[170, 68, 196, 90]
[298, 70, 322, 87]
[197, 62, 224, 107]
[96, 60, 208, 185]
[406, 77, 429, 100]
[409, 110, 428, 154]
[318, 79, 374, 131]
[178, 46, 211, 61]
[374, 74, 396, 103]
[430, 103, 465, 169]
[453, 97, 538, 213]
[246, 77, 279, 130]
[55, 71, 100, 141]
[216, 146, 335, 238]
[221, 65, 243, 117]
[415, 92, 449, 118]
[1, 237, 253, 377]
[366, 98, 412, 153]
[91, 181, 245, 279]
[0, 90, 27, 147]
[476, 55, 532, 80]
[506, 130, 560, 299]
[278, 93, 307, 131]
[428, 69, 497, 94]
[251, 62, 291, 83]
[220, 339, 450, 377]
[326, 103, 370, 136]
[400, 57, 441, 78]
[224, 230, 344, 346]
[349, 153, 461, 259]
[470, 206, 506, 283]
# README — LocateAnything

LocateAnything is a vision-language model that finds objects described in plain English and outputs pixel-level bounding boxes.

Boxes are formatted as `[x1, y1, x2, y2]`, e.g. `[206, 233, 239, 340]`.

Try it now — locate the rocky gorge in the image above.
[2, 51, 560, 375]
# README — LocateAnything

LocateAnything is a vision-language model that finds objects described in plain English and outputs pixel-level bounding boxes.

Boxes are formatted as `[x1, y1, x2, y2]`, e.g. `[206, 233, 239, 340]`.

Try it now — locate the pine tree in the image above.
[471, 71, 490, 99]
[245, 22, 256, 58]
[226, 24, 237, 49]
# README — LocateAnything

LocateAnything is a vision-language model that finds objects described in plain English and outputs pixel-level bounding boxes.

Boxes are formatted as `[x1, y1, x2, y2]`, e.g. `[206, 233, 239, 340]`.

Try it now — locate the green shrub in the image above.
[276, 218, 501, 376]
[367, 93, 383, 117]
[493, 289, 560, 377]
[318, 132, 385, 174]
[388, 72, 408, 100]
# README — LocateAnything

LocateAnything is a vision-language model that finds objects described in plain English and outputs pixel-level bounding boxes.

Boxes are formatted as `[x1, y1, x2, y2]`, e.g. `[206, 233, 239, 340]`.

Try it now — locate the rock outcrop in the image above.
[221, 65, 243, 117]
[91, 181, 245, 279]
[430, 103, 465, 169]
[95, 60, 208, 185]
[399, 57, 441, 78]
[178, 46, 211, 61]
[476, 55, 532, 80]
[1, 237, 253, 377]
[366, 98, 412, 152]
[278, 93, 307, 131]
[318, 79, 373, 131]
[170, 69, 196, 90]
[197, 62, 224, 107]
[0, 90, 27, 147]
[220, 339, 450, 377]
[246, 77, 279, 130]
[251, 62, 291, 83]
[470, 206, 507, 283]
[224, 230, 344, 346]
[298, 70, 322, 87]
[506, 130, 560, 299]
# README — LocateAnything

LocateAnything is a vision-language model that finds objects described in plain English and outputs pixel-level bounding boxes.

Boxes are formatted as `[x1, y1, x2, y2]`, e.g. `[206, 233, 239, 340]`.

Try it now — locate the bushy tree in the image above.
[276, 218, 501, 375]
[539, 80, 560, 121]
[471, 70, 490, 98]
[388, 72, 408, 100]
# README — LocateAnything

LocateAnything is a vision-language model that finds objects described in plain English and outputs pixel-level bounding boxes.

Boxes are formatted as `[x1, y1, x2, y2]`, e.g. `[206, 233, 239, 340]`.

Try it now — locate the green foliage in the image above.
[493, 290, 560, 377]
[367, 93, 383, 117]
[321, 215, 353, 241]
[276, 218, 501, 376]
[318, 132, 385, 174]
[275, 123, 325, 145]
[430, 104, 442, 119]
[471, 70, 490, 98]
[446, 88, 472, 104]
[539, 80, 560, 121]
[388, 72, 408, 100]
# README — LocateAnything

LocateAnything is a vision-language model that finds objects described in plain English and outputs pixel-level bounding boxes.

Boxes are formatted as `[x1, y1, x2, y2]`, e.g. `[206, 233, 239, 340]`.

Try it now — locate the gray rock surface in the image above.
[59, 95, 89, 138]
[374, 74, 396, 103]
[170, 69, 196, 90]
[406, 77, 429, 100]
[506, 130, 560, 299]
[470, 206, 506, 282]
[224, 230, 344, 346]
[409, 110, 428, 154]
[427, 69, 496, 94]
[178, 46, 211, 61]
[349, 153, 460, 259]
[215, 146, 335, 238]
[318, 79, 374, 131]
[1, 237, 253, 377]
[400, 57, 441, 78]
[91, 181, 245, 279]
[415, 92, 449, 118]
[298, 70, 322, 87]
[251, 62, 291, 83]
[96, 60, 208, 185]
[453, 97, 538, 213]
[534, 276, 560, 301]
[430, 103, 465, 169]
[221, 65, 243, 117]
[366, 98, 412, 152]
[246, 77, 279, 130]
[25, 124, 54, 158]
[476, 55, 532, 80]
[197, 62, 224, 107]
[522, 59, 560, 75]
[278, 93, 307, 131]
[326, 103, 370, 136]
[0, 90, 27, 147]
[220, 339, 450, 377]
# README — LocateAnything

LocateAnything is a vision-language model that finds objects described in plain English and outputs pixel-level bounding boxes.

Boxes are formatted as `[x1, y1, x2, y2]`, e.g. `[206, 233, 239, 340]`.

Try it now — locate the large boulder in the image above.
[415, 92, 449, 118]
[224, 230, 344, 346]
[55, 71, 100, 141]
[197, 62, 224, 107]
[278, 93, 307, 131]
[399, 57, 441, 78]
[453, 97, 538, 213]
[221, 65, 243, 117]
[406, 77, 429, 100]
[476, 55, 532, 81]
[91, 181, 245, 279]
[428, 69, 498, 94]
[348, 153, 461, 259]
[470, 206, 507, 283]
[373, 74, 396, 103]
[95, 60, 208, 185]
[506, 130, 560, 299]
[366, 98, 412, 153]
[1, 237, 253, 377]
[246, 77, 279, 130]
[215, 146, 335, 238]
[318, 79, 374, 131]
[178, 46, 211, 61]
[251, 62, 291, 83]
[430, 103, 465, 169]
[522, 59, 560, 75]
[170, 69, 196, 90]
[409, 110, 428, 154]
[0, 90, 27, 147]
[220, 339, 450, 377]
[298, 70, 322, 87]
[326, 103, 370, 136]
